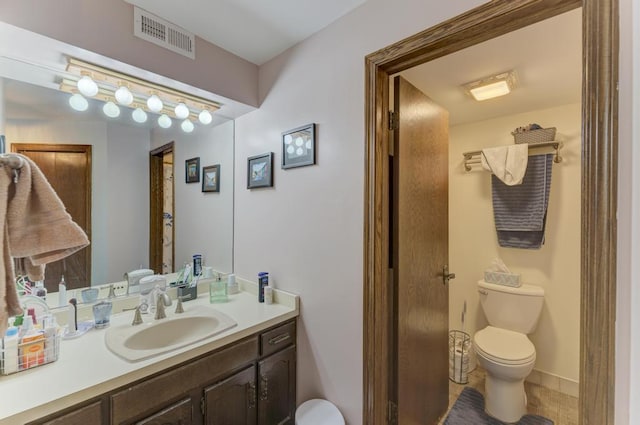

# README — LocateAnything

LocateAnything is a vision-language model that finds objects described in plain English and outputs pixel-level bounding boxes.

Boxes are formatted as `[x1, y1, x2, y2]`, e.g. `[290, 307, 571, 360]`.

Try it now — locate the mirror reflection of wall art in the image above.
[202, 164, 220, 193]
[282, 123, 316, 169]
[247, 152, 273, 189]
[185, 157, 200, 183]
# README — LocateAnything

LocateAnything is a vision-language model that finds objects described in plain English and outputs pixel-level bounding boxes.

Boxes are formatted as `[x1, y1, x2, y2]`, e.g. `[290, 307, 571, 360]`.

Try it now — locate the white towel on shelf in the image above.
[481, 144, 529, 186]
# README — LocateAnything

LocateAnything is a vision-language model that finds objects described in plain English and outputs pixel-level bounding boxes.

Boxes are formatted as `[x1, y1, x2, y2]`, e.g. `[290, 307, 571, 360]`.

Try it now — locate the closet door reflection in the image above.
[12, 143, 91, 291]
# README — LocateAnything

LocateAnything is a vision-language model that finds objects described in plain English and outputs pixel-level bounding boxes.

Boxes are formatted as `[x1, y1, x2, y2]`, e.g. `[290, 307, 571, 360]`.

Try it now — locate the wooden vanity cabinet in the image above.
[204, 321, 297, 425]
[27, 319, 296, 425]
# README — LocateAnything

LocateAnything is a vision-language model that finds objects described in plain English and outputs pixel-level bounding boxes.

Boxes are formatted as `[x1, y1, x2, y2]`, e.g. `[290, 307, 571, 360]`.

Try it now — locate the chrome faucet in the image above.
[154, 291, 172, 320]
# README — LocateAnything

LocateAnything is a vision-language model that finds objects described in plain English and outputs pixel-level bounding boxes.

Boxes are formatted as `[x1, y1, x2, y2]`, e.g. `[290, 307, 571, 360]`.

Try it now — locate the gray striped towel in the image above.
[492, 154, 553, 249]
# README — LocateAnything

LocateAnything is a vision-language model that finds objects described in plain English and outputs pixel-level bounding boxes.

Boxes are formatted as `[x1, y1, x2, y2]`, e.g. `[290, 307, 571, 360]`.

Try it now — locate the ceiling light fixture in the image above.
[68, 93, 89, 111]
[77, 75, 99, 97]
[462, 70, 517, 101]
[60, 57, 222, 133]
[181, 119, 195, 133]
[114, 85, 134, 106]
[174, 102, 190, 120]
[132, 107, 148, 123]
[158, 114, 172, 129]
[102, 101, 121, 118]
[146, 94, 164, 113]
[198, 109, 212, 125]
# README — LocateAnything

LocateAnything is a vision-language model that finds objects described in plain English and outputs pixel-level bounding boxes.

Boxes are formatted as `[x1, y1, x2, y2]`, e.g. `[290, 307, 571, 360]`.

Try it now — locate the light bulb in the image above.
[69, 93, 89, 111]
[295, 137, 304, 147]
[181, 119, 194, 133]
[158, 114, 172, 129]
[77, 75, 98, 97]
[115, 86, 133, 105]
[147, 94, 163, 113]
[198, 109, 212, 125]
[174, 102, 190, 120]
[296, 147, 304, 156]
[132, 107, 148, 123]
[103, 101, 120, 118]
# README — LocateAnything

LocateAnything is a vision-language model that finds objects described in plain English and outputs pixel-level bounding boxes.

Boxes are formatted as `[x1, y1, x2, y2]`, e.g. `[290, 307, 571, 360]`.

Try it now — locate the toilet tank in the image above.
[477, 280, 545, 334]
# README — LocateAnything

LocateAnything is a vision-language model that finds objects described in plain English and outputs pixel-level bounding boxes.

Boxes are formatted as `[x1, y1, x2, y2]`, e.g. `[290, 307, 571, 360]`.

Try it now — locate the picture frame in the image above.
[282, 123, 316, 169]
[185, 157, 200, 183]
[202, 164, 220, 193]
[247, 152, 273, 189]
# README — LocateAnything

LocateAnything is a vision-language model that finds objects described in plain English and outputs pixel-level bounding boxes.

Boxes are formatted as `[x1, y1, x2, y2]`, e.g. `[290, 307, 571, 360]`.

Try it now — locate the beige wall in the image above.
[449, 103, 582, 388]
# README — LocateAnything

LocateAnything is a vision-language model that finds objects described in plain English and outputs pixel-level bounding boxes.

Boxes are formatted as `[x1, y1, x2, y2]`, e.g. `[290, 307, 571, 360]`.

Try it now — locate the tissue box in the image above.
[484, 271, 521, 287]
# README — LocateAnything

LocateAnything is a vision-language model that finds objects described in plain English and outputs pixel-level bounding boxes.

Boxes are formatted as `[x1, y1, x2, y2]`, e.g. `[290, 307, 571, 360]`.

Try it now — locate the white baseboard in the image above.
[526, 369, 579, 398]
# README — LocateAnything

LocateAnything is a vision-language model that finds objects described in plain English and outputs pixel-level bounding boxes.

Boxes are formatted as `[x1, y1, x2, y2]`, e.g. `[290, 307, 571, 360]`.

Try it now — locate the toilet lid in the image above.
[474, 326, 535, 365]
[296, 399, 345, 425]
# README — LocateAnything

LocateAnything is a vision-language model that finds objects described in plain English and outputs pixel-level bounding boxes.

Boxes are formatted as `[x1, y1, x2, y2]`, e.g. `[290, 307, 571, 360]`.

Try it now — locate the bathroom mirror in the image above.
[3, 73, 235, 294]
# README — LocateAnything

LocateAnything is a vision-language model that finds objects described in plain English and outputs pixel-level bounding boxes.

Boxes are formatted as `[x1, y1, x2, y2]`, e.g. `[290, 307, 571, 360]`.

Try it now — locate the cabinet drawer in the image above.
[260, 321, 295, 357]
[111, 336, 258, 424]
[38, 400, 103, 425]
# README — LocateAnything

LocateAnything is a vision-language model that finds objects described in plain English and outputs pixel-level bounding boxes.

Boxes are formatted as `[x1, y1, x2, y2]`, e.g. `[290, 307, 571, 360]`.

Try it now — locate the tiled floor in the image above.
[438, 368, 579, 425]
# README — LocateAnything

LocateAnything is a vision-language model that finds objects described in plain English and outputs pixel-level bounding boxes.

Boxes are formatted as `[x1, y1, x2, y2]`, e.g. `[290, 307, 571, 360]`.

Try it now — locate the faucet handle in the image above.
[175, 296, 185, 314]
[132, 306, 143, 326]
[155, 295, 167, 320]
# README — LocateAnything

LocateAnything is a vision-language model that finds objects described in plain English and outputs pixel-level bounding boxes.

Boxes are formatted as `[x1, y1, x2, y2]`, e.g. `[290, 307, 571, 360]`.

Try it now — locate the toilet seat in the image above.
[475, 326, 535, 365]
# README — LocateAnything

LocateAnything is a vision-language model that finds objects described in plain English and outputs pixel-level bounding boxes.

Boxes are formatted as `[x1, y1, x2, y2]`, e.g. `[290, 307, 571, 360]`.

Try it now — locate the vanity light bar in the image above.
[59, 57, 221, 118]
[59, 79, 204, 121]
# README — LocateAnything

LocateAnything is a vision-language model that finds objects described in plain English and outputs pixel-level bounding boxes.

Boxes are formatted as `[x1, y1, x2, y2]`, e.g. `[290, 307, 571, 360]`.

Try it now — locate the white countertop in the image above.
[0, 281, 299, 424]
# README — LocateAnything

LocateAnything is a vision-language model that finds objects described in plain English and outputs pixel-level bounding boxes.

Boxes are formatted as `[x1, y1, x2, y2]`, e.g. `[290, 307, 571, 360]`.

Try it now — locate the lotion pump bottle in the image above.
[58, 275, 67, 307]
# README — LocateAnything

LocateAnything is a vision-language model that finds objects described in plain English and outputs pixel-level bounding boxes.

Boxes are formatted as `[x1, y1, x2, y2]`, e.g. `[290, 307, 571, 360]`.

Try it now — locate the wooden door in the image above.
[392, 76, 449, 424]
[258, 345, 296, 425]
[11, 143, 91, 291]
[204, 365, 257, 425]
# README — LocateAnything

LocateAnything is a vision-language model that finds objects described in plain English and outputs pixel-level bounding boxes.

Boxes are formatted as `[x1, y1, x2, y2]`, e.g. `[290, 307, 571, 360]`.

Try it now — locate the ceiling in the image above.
[124, 0, 368, 65]
[400, 9, 582, 126]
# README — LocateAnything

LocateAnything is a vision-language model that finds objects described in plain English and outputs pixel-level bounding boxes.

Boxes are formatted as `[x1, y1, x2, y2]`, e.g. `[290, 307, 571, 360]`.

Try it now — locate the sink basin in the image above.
[105, 305, 236, 362]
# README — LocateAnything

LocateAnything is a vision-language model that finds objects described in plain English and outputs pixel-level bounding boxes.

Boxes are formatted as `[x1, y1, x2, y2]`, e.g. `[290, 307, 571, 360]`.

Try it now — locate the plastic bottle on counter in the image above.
[264, 286, 273, 305]
[2, 326, 19, 374]
[58, 275, 67, 308]
[258, 272, 269, 303]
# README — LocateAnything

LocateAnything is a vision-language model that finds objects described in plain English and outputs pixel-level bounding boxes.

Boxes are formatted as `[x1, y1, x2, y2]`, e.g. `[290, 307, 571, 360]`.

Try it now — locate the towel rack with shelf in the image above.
[462, 141, 562, 172]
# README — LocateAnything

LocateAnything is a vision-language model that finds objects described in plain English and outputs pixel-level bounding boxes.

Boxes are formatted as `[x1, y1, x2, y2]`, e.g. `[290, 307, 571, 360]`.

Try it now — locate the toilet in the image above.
[474, 279, 544, 423]
[295, 399, 345, 425]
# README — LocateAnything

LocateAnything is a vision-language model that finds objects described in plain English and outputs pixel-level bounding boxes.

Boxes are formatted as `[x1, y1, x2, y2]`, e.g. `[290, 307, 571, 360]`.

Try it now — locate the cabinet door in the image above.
[135, 398, 192, 425]
[204, 365, 257, 425]
[258, 345, 296, 425]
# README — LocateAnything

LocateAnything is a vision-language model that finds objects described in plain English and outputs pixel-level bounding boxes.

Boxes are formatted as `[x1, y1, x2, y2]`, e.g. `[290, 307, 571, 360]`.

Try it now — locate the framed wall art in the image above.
[185, 157, 200, 183]
[247, 152, 273, 189]
[282, 123, 316, 169]
[202, 164, 220, 192]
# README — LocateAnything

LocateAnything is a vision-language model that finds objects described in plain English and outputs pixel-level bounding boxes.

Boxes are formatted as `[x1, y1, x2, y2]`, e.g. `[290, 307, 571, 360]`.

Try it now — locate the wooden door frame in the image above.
[149, 142, 175, 274]
[363, 1, 618, 424]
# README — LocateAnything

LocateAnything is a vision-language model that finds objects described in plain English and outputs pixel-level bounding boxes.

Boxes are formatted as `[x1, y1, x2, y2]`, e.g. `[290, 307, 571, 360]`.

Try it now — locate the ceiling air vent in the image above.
[134, 7, 195, 59]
